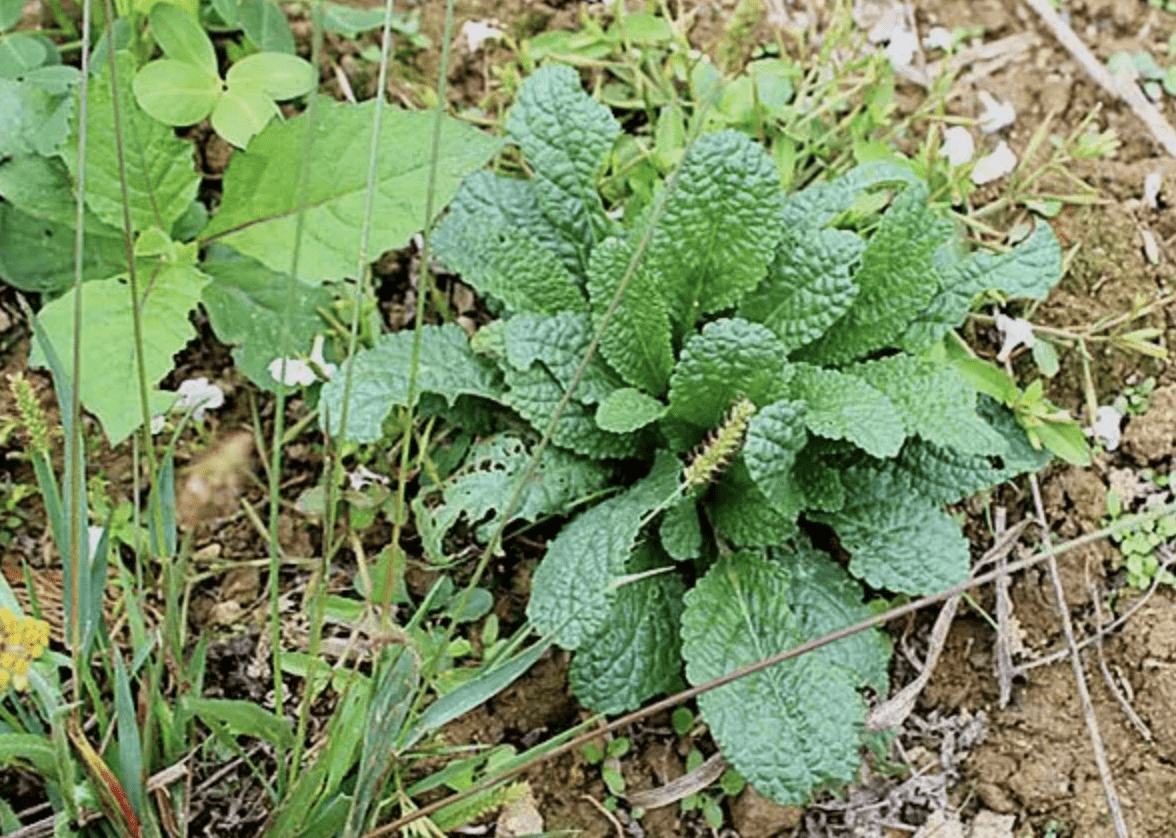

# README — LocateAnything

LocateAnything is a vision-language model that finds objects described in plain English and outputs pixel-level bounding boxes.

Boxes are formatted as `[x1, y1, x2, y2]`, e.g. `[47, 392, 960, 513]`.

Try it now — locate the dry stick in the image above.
[993, 505, 1017, 707]
[1023, 0, 1176, 157]
[1028, 474, 1129, 838]
[360, 512, 1161, 838]
[1090, 582, 1152, 742]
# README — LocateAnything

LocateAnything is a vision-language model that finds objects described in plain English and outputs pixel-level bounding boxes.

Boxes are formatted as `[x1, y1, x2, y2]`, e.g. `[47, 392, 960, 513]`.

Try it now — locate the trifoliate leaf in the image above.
[200, 254, 332, 391]
[797, 182, 952, 364]
[503, 364, 643, 460]
[644, 130, 784, 329]
[569, 543, 686, 714]
[709, 457, 797, 546]
[743, 400, 807, 513]
[665, 318, 791, 451]
[29, 265, 208, 444]
[322, 324, 504, 443]
[528, 453, 678, 647]
[595, 387, 667, 433]
[432, 171, 586, 315]
[853, 355, 1007, 456]
[505, 64, 619, 275]
[789, 364, 904, 459]
[681, 551, 867, 805]
[737, 228, 863, 353]
[201, 98, 503, 281]
[412, 433, 612, 561]
[586, 236, 673, 395]
[498, 311, 626, 405]
[66, 52, 199, 234]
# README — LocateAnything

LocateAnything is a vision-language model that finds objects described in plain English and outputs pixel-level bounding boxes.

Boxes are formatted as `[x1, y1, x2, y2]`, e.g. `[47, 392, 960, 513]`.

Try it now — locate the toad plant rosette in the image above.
[323, 65, 1068, 804]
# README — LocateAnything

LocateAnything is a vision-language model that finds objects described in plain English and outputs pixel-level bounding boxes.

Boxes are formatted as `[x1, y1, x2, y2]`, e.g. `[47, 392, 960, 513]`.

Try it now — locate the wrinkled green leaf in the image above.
[595, 387, 666, 433]
[743, 399, 807, 513]
[497, 311, 625, 404]
[789, 364, 904, 458]
[708, 457, 797, 546]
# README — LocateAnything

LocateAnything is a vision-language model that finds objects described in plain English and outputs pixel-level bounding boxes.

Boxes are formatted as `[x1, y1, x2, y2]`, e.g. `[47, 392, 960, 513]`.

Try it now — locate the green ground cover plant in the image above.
[323, 64, 1089, 806]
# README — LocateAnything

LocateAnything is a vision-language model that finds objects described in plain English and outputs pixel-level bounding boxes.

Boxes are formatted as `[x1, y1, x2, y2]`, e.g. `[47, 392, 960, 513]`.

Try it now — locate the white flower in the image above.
[1093, 405, 1123, 451]
[884, 28, 919, 68]
[88, 526, 106, 560]
[268, 335, 336, 387]
[972, 141, 1017, 184]
[461, 20, 503, 52]
[176, 377, 224, 421]
[941, 126, 975, 166]
[1144, 171, 1162, 208]
[977, 90, 1016, 134]
[995, 313, 1035, 361]
[923, 26, 953, 51]
[150, 414, 166, 435]
[347, 465, 391, 491]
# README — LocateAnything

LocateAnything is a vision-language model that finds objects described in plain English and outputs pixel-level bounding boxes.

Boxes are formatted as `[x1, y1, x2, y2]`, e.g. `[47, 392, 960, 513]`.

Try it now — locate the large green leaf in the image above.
[321, 323, 503, 443]
[505, 64, 619, 275]
[789, 364, 904, 459]
[226, 52, 315, 100]
[496, 311, 625, 405]
[200, 254, 332, 391]
[28, 264, 208, 444]
[708, 457, 797, 546]
[644, 130, 784, 330]
[132, 59, 221, 125]
[742, 399, 807, 514]
[0, 203, 128, 293]
[201, 99, 503, 281]
[681, 551, 870, 805]
[0, 69, 78, 157]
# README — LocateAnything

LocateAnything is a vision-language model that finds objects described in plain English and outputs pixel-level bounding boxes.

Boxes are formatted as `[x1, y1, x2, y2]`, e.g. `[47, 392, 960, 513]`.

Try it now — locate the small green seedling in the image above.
[133, 3, 316, 147]
[1105, 483, 1176, 589]
[679, 746, 745, 830]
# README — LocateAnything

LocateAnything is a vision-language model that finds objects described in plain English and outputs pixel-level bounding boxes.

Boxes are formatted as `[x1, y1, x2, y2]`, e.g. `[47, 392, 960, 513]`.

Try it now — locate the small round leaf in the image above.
[133, 59, 221, 125]
[211, 82, 277, 147]
[148, 3, 217, 77]
[226, 52, 316, 101]
[0, 33, 47, 78]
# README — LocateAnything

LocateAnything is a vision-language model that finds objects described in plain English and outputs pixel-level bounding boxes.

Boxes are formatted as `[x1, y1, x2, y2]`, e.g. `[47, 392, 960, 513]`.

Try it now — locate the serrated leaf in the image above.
[660, 496, 702, 560]
[595, 387, 666, 433]
[0, 203, 128, 293]
[884, 438, 1009, 504]
[709, 457, 797, 546]
[68, 51, 200, 234]
[790, 364, 904, 458]
[200, 254, 332, 390]
[412, 433, 611, 560]
[132, 59, 221, 125]
[226, 52, 316, 100]
[797, 183, 952, 364]
[149, 3, 217, 76]
[645, 130, 784, 329]
[681, 551, 868, 805]
[201, 99, 503, 281]
[321, 323, 504, 443]
[737, 228, 863, 353]
[569, 544, 686, 714]
[743, 399, 807, 513]
[586, 236, 673, 394]
[503, 364, 643, 459]
[793, 442, 846, 512]
[778, 160, 919, 230]
[29, 265, 208, 444]
[853, 355, 1007, 456]
[210, 81, 276, 147]
[665, 318, 791, 451]
[498, 311, 625, 404]
[528, 453, 678, 647]
[505, 64, 619, 274]
[432, 173, 586, 315]
[238, 0, 295, 54]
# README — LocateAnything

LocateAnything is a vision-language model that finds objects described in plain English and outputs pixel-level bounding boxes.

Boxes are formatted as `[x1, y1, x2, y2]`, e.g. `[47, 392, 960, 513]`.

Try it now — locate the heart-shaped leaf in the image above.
[211, 82, 276, 147]
[133, 58, 221, 125]
[226, 52, 315, 101]
[149, 3, 217, 77]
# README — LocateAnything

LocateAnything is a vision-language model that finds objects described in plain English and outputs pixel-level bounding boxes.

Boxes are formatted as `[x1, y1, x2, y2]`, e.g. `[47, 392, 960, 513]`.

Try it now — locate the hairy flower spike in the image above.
[8, 374, 51, 457]
[683, 397, 756, 489]
[0, 607, 51, 692]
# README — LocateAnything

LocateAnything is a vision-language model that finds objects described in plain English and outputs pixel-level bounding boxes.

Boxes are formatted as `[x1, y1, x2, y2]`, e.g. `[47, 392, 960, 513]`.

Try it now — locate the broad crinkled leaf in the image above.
[660, 496, 702, 560]
[201, 99, 503, 281]
[737, 228, 863, 353]
[528, 453, 678, 647]
[779, 160, 920, 231]
[595, 387, 667, 433]
[498, 311, 626, 405]
[503, 364, 644, 459]
[664, 318, 790, 451]
[322, 323, 504, 443]
[505, 64, 619, 274]
[432, 171, 585, 315]
[644, 130, 785, 329]
[882, 438, 1009, 504]
[0, 203, 127, 293]
[797, 183, 952, 364]
[789, 364, 904, 459]
[29, 265, 209, 444]
[586, 237, 673, 395]
[66, 52, 199, 234]
[709, 457, 797, 546]
[412, 433, 611, 561]
[743, 399, 808, 513]
[852, 355, 1007, 456]
[200, 254, 332, 391]
[792, 442, 846, 513]
[900, 224, 1062, 351]
[681, 551, 868, 805]
[569, 543, 686, 714]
